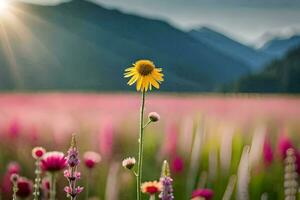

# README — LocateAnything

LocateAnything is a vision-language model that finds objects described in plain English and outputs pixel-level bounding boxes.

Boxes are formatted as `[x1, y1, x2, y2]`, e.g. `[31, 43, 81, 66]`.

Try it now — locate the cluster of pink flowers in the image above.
[3, 134, 102, 200]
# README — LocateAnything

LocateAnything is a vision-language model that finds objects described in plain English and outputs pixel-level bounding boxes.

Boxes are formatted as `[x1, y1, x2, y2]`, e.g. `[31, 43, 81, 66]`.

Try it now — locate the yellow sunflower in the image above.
[124, 60, 164, 92]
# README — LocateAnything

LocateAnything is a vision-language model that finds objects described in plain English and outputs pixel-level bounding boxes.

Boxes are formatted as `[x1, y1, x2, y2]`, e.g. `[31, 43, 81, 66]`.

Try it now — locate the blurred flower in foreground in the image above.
[171, 156, 184, 174]
[159, 160, 174, 200]
[1, 162, 21, 197]
[141, 181, 162, 197]
[42, 178, 50, 191]
[263, 137, 273, 166]
[7, 119, 22, 139]
[277, 134, 294, 159]
[84, 151, 101, 200]
[41, 151, 67, 172]
[16, 177, 33, 199]
[84, 151, 101, 169]
[191, 188, 214, 200]
[8, 162, 21, 174]
[124, 59, 164, 91]
[122, 157, 136, 170]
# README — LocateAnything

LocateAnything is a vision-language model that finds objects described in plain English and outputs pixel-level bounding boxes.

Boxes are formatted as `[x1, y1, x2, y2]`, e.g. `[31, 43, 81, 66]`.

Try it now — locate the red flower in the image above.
[192, 189, 214, 200]
[141, 181, 162, 195]
[41, 151, 67, 172]
[16, 177, 33, 199]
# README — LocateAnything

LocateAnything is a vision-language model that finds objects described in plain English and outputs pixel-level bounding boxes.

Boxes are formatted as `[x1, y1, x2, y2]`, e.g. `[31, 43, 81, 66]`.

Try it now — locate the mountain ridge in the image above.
[0, 0, 251, 91]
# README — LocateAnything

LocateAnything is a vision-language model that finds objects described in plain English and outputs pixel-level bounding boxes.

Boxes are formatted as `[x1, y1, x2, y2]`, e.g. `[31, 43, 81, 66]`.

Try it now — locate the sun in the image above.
[0, 0, 9, 14]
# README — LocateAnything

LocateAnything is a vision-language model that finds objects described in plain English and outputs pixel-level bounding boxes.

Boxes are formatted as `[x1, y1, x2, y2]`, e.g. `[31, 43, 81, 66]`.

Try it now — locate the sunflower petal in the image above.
[125, 67, 134, 72]
[127, 75, 139, 85]
[136, 77, 143, 91]
[149, 76, 160, 89]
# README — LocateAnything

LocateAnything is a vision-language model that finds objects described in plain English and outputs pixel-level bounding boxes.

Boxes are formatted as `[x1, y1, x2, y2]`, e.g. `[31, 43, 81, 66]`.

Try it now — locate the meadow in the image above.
[0, 93, 300, 200]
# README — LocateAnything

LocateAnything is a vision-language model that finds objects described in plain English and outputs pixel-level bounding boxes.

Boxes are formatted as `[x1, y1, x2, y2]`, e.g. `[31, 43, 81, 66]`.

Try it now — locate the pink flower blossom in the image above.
[40, 151, 67, 172]
[191, 188, 214, 200]
[7, 119, 21, 139]
[263, 137, 273, 166]
[32, 147, 46, 159]
[84, 151, 101, 169]
[277, 134, 293, 159]
[171, 156, 184, 174]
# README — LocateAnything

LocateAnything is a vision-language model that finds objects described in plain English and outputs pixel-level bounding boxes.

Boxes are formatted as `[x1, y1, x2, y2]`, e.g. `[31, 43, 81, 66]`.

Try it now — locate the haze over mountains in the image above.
[0, 0, 299, 92]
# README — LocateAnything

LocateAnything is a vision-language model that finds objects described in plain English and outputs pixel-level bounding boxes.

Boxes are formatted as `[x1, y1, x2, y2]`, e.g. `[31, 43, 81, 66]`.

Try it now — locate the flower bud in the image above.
[122, 157, 136, 170]
[148, 112, 160, 122]
[10, 173, 19, 183]
[32, 147, 46, 159]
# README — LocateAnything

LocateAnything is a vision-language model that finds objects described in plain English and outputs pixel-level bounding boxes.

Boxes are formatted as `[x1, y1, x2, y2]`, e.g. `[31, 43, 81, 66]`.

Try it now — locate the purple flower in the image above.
[67, 148, 80, 167]
[159, 177, 174, 200]
[64, 135, 83, 199]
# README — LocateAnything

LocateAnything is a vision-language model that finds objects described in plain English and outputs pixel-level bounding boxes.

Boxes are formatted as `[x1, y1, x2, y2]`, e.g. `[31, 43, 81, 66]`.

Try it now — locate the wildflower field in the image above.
[0, 93, 300, 200]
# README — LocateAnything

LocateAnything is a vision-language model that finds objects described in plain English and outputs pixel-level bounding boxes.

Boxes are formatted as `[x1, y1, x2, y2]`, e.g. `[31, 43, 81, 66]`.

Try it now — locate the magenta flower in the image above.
[84, 151, 101, 169]
[7, 119, 21, 139]
[41, 151, 67, 172]
[191, 189, 214, 200]
[42, 178, 50, 191]
[171, 156, 184, 174]
[7, 162, 21, 174]
[277, 134, 293, 159]
[263, 137, 273, 166]
[16, 177, 33, 199]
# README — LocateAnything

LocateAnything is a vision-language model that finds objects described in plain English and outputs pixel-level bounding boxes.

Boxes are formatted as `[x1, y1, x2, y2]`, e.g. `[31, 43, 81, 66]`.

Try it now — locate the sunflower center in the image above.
[136, 61, 155, 76]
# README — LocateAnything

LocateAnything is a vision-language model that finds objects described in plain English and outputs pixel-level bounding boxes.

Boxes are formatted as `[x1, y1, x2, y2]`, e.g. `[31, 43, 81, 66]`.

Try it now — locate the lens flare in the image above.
[0, 0, 8, 14]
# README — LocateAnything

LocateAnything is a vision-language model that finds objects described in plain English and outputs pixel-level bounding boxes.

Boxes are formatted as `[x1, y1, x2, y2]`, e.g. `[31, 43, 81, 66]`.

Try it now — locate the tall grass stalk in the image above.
[222, 175, 237, 200]
[186, 122, 204, 198]
[237, 146, 250, 200]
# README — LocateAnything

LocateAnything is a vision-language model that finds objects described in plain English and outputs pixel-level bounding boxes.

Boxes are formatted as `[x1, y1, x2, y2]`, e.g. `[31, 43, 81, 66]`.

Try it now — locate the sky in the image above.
[18, 0, 300, 46]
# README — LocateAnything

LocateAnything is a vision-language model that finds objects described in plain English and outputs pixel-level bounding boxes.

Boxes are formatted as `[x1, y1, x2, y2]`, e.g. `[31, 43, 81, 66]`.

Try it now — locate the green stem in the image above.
[86, 170, 91, 200]
[143, 120, 152, 129]
[150, 195, 155, 200]
[137, 91, 146, 200]
[50, 173, 56, 200]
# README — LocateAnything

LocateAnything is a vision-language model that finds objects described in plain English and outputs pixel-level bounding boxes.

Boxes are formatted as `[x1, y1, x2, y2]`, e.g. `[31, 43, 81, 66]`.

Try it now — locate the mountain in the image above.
[260, 35, 300, 57]
[224, 46, 300, 93]
[189, 27, 272, 71]
[0, 0, 251, 92]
